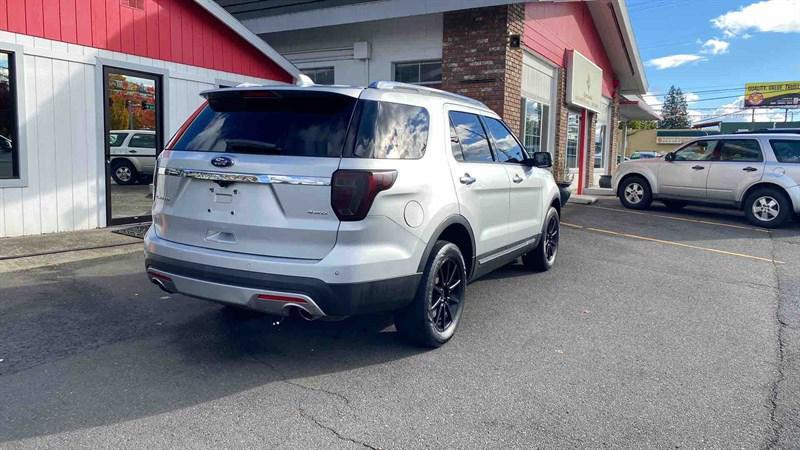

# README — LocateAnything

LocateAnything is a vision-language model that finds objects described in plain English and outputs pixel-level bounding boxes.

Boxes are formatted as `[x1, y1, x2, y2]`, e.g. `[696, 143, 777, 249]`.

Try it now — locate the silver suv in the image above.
[144, 81, 561, 347]
[613, 134, 800, 228]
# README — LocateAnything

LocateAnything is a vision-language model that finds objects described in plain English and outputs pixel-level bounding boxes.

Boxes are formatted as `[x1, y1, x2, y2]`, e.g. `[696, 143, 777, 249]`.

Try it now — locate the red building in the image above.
[0, 0, 299, 236]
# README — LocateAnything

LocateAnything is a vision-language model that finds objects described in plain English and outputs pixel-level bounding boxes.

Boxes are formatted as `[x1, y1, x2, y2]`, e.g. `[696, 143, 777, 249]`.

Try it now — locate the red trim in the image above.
[577, 110, 588, 195]
[165, 101, 206, 150]
[2, 0, 291, 81]
[257, 294, 308, 304]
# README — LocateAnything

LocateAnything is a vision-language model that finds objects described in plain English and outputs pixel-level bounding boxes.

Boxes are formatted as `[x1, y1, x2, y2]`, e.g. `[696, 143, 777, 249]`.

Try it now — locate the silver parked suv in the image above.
[612, 133, 800, 228]
[144, 81, 561, 347]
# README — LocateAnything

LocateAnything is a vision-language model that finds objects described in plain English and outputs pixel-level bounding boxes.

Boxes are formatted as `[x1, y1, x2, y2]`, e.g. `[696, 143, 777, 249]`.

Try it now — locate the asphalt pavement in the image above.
[1, 198, 798, 448]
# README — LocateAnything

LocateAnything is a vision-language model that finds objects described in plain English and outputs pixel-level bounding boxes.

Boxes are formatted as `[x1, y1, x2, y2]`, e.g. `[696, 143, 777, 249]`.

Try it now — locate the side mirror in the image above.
[524, 152, 552, 168]
[664, 152, 675, 162]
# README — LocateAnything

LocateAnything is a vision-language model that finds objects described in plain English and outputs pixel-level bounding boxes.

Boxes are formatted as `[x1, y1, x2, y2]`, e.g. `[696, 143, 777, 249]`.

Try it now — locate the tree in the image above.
[624, 120, 658, 130]
[658, 85, 691, 129]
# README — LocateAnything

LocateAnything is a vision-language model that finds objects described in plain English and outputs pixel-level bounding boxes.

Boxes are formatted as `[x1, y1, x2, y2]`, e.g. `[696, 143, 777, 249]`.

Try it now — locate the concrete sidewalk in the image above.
[0, 226, 146, 273]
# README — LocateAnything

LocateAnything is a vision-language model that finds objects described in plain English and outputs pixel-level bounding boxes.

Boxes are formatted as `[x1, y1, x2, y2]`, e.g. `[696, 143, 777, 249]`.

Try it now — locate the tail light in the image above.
[331, 170, 397, 221]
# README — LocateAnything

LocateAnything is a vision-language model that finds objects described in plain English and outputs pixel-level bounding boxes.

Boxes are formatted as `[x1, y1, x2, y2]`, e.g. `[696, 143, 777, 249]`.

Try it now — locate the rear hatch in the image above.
[153, 88, 359, 260]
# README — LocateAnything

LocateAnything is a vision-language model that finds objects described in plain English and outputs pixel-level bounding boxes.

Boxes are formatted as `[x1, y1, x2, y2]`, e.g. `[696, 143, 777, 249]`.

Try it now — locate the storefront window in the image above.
[394, 60, 442, 86]
[0, 51, 18, 179]
[566, 111, 581, 169]
[303, 67, 335, 85]
[522, 99, 549, 153]
[594, 124, 606, 169]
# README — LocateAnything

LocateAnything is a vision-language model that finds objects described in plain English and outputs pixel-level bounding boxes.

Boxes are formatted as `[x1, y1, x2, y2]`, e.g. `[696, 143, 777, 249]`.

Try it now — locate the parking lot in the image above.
[1, 198, 798, 448]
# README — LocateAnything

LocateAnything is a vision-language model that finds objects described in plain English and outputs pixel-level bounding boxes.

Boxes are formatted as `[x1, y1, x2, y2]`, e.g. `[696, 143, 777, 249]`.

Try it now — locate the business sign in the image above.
[566, 50, 603, 113]
[744, 81, 800, 108]
[655, 136, 696, 145]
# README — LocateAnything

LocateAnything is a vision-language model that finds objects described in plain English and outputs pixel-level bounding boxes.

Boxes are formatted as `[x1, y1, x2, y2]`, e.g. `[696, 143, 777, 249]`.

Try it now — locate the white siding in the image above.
[0, 31, 275, 237]
[264, 14, 443, 87]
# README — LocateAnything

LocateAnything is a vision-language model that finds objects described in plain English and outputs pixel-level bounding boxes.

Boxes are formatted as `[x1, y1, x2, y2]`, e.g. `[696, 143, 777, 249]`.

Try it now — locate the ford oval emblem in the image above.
[211, 156, 234, 168]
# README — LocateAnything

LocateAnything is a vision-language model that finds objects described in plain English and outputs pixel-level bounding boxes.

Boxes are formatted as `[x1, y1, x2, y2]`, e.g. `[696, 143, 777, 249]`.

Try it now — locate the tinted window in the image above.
[348, 100, 429, 159]
[483, 116, 527, 163]
[450, 122, 464, 161]
[719, 139, 762, 162]
[394, 60, 442, 85]
[129, 133, 156, 148]
[449, 112, 493, 162]
[770, 140, 800, 163]
[108, 132, 129, 147]
[173, 91, 357, 157]
[674, 140, 719, 161]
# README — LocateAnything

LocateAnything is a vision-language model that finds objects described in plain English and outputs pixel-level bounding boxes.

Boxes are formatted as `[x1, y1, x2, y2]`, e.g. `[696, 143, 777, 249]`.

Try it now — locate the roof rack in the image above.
[368, 81, 489, 110]
[733, 128, 800, 134]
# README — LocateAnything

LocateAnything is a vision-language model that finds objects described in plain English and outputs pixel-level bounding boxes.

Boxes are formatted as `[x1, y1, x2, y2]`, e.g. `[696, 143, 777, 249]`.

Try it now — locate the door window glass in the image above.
[348, 100, 429, 159]
[449, 111, 493, 162]
[483, 116, 527, 163]
[108, 132, 129, 147]
[566, 111, 581, 169]
[594, 124, 607, 169]
[770, 140, 800, 163]
[129, 133, 156, 148]
[674, 140, 719, 161]
[0, 51, 19, 180]
[719, 140, 763, 162]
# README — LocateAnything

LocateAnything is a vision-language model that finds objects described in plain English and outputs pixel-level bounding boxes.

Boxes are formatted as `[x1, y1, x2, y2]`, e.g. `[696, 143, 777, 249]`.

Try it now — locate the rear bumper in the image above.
[145, 253, 421, 316]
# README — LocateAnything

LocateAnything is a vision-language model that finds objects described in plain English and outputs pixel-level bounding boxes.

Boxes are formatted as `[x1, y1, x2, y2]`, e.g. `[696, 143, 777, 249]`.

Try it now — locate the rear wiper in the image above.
[225, 139, 283, 155]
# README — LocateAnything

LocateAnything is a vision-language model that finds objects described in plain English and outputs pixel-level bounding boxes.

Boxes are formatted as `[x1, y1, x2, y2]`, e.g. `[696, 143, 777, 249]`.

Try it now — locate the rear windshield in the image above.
[171, 90, 357, 157]
[770, 139, 800, 163]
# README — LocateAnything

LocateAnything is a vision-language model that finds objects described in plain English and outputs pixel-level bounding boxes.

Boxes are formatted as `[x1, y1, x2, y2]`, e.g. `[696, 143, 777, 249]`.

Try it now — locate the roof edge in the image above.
[192, 0, 302, 81]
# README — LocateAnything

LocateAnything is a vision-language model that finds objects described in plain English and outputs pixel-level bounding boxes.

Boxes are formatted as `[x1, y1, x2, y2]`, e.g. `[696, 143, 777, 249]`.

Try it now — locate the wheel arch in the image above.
[418, 215, 476, 280]
[617, 172, 655, 196]
[741, 182, 794, 210]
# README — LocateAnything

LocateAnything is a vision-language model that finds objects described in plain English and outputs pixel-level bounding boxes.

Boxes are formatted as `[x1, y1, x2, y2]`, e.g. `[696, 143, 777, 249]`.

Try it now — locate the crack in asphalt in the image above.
[298, 404, 380, 450]
[763, 230, 787, 450]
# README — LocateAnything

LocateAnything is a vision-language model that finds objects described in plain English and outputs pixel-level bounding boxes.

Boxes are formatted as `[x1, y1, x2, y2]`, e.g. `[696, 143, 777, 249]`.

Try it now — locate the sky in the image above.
[628, 0, 800, 124]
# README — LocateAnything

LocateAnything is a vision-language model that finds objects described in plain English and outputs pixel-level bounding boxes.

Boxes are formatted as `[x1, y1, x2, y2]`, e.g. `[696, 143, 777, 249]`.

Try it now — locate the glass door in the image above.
[103, 67, 162, 225]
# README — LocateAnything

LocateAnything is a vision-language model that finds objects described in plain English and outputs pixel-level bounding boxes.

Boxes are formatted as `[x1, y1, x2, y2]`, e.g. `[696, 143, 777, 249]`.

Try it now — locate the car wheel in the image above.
[111, 160, 139, 185]
[394, 241, 466, 348]
[744, 187, 792, 228]
[662, 200, 688, 210]
[522, 206, 559, 272]
[619, 176, 652, 210]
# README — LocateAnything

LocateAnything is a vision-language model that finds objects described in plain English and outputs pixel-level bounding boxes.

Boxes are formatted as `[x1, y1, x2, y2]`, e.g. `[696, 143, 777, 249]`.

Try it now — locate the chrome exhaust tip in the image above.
[150, 277, 171, 294]
[284, 305, 317, 321]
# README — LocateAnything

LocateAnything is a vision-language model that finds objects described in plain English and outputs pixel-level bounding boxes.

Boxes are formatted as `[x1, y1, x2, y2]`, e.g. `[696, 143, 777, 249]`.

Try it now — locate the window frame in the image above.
[769, 139, 800, 164]
[393, 60, 443, 86]
[0, 43, 26, 188]
[448, 110, 496, 164]
[672, 139, 721, 162]
[717, 139, 764, 163]
[565, 109, 581, 170]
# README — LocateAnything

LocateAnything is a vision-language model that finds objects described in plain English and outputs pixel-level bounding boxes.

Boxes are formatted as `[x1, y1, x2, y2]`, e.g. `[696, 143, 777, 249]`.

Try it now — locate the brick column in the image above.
[552, 67, 569, 182]
[585, 112, 597, 188]
[442, 4, 524, 132]
[608, 91, 622, 174]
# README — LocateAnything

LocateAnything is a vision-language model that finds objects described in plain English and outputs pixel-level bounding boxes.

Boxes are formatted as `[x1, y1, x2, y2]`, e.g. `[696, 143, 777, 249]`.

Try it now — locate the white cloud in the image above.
[700, 38, 730, 55]
[712, 0, 800, 37]
[685, 92, 701, 103]
[693, 96, 789, 124]
[741, 33, 753, 39]
[645, 54, 706, 70]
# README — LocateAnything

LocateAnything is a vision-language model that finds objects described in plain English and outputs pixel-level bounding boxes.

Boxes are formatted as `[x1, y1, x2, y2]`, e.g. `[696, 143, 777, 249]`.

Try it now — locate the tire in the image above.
[111, 159, 139, 185]
[662, 200, 688, 210]
[523, 207, 559, 272]
[618, 176, 652, 210]
[743, 187, 792, 228]
[394, 241, 467, 348]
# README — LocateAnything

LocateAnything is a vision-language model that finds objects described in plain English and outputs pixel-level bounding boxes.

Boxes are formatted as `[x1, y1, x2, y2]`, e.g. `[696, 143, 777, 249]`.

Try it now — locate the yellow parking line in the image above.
[580, 204, 770, 233]
[561, 222, 784, 264]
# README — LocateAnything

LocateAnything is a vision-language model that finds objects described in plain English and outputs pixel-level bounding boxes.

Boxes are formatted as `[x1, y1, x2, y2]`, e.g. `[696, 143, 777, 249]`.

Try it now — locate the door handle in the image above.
[459, 173, 476, 185]
[691, 165, 705, 170]
[129, 150, 137, 154]
[512, 174, 523, 184]
[742, 167, 758, 172]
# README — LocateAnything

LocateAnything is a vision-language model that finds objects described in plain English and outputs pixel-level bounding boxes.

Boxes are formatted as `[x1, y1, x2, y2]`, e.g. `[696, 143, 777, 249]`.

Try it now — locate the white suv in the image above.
[613, 134, 800, 228]
[144, 82, 561, 347]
